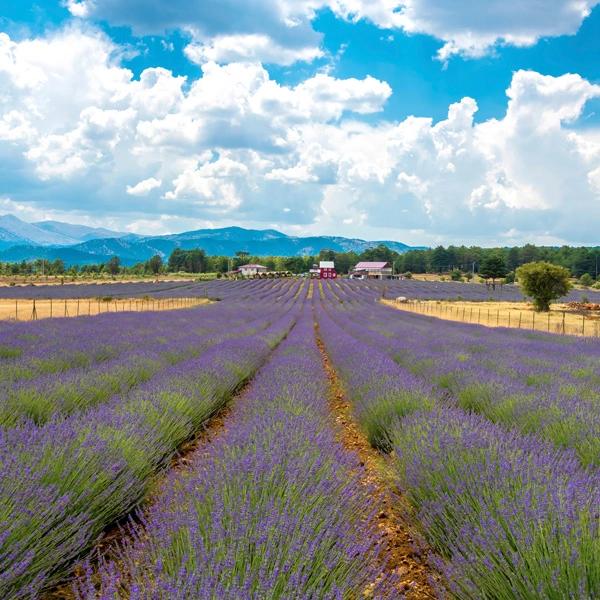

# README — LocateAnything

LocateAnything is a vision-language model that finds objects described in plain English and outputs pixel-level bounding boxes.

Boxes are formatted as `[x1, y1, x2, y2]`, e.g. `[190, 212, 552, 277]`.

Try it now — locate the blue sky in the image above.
[1, 0, 600, 245]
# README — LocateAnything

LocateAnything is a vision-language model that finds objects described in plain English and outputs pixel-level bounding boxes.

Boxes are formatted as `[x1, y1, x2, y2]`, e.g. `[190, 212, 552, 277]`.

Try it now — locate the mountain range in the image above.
[0, 214, 424, 265]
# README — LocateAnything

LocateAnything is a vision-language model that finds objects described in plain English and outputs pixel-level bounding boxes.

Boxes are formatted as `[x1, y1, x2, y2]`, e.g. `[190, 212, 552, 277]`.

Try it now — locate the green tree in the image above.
[507, 247, 520, 271]
[579, 273, 594, 287]
[105, 256, 121, 276]
[479, 254, 507, 283]
[359, 244, 398, 263]
[430, 246, 450, 272]
[516, 262, 572, 312]
[146, 255, 163, 274]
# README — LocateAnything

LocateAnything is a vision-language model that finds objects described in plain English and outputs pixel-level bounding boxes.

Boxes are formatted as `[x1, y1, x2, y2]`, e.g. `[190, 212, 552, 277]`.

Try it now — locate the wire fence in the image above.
[0, 297, 207, 322]
[385, 299, 600, 338]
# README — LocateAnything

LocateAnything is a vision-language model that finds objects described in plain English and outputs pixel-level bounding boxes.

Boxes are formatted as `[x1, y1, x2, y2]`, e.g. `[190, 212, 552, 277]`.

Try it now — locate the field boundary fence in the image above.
[384, 299, 600, 338]
[0, 297, 207, 322]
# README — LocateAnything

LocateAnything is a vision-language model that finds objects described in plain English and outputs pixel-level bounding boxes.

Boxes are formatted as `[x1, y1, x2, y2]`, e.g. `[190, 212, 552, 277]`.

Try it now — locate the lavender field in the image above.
[1, 278, 599, 599]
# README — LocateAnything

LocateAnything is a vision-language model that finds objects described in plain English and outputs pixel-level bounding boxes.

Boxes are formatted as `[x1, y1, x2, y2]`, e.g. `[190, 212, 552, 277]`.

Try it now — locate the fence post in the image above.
[77, 299, 80, 317]
[32, 299, 37, 321]
[508, 312, 511, 327]
[64, 299, 68, 317]
[532, 311, 536, 331]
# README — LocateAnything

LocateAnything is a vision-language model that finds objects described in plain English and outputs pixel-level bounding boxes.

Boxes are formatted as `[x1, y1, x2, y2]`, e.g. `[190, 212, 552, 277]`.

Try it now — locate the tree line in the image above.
[1, 243, 600, 280]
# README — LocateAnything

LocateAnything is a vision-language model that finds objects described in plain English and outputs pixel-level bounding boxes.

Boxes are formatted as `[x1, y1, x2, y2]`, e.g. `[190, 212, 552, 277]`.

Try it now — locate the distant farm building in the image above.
[238, 264, 268, 277]
[350, 261, 393, 280]
[319, 261, 337, 279]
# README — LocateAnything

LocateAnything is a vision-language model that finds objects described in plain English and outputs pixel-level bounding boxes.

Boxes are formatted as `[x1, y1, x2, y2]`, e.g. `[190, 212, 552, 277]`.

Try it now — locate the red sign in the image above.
[320, 268, 337, 279]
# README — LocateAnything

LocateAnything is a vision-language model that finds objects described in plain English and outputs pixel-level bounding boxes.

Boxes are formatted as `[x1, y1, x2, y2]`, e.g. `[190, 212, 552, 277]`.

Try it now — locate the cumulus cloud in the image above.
[391, 0, 600, 60]
[63, 0, 91, 18]
[126, 177, 162, 196]
[184, 34, 324, 66]
[69, 0, 325, 65]
[327, 0, 600, 60]
[67, 0, 600, 63]
[2, 26, 600, 244]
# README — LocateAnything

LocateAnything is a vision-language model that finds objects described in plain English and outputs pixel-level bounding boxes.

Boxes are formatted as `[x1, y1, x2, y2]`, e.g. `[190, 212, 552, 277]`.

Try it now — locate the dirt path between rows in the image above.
[315, 325, 440, 600]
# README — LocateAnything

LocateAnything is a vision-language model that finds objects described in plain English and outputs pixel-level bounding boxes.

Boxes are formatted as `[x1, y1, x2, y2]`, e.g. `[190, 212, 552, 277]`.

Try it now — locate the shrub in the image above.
[579, 273, 594, 287]
[516, 262, 572, 312]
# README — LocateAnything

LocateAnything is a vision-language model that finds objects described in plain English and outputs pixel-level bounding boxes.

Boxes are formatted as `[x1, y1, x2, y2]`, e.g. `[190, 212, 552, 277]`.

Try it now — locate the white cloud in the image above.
[63, 0, 600, 64]
[184, 34, 324, 66]
[63, 0, 92, 18]
[388, 0, 599, 60]
[2, 26, 600, 244]
[126, 177, 162, 196]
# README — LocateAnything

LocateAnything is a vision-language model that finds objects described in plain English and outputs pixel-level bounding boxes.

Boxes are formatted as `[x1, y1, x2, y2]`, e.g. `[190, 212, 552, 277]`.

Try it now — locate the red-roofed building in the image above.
[238, 264, 268, 277]
[350, 261, 393, 279]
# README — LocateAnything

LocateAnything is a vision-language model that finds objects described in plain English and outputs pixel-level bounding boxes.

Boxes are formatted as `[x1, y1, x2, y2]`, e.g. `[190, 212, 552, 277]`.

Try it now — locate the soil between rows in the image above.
[44, 318, 439, 600]
[315, 324, 440, 600]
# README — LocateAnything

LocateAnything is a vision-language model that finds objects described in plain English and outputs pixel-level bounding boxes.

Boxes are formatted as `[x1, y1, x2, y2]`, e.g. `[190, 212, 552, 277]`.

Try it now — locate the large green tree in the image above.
[105, 256, 121, 276]
[479, 254, 508, 283]
[516, 262, 572, 312]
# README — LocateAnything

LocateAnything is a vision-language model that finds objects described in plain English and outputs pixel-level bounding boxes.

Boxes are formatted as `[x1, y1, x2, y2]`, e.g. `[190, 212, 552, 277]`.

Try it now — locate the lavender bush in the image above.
[75, 311, 396, 599]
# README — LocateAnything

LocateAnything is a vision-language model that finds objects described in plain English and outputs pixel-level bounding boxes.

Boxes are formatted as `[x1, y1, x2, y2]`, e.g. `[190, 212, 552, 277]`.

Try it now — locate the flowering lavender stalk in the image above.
[317, 303, 435, 451]
[323, 285, 600, 466]
[392, 408, 600, 599]
[317, 283, 600, 598]
[0, 302, 298, 598]
[74, 312, 396, 599]
[0, 304, 284, 428]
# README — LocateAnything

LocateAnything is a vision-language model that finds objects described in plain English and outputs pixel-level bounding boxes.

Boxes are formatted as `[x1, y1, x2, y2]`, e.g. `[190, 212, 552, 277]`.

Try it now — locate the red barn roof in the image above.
[353, 261, 390, 270]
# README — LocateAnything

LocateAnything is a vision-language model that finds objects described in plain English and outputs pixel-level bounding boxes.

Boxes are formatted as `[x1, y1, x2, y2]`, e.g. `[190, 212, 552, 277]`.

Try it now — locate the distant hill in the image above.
[34, 220, 128, 243]
[0, 214, 129, 246]
[0, 217, 425, 266]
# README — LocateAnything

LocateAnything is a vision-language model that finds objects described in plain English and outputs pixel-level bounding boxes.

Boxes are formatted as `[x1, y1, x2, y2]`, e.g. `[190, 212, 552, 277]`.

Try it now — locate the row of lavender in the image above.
[326, 280, 600, 467]
[74, 310, 396, 599]
[0, 303, 285, 427]
[0, 280, 304, 598]
[0, 280, 302, 420]
[0, 277, 286, 300]
[317, 281, 600, 598]
[2, 275, 599, 303]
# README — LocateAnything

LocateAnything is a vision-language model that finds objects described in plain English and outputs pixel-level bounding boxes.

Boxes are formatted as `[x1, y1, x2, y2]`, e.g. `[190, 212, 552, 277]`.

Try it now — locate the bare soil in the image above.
[315, 326, 439, 600]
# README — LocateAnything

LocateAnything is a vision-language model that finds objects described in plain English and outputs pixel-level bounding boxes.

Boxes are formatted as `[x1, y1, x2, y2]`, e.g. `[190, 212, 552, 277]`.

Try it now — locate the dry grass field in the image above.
[0, 275, 198, 288]
[0, 297, 209, 321]
[383, 298, 600, 337]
